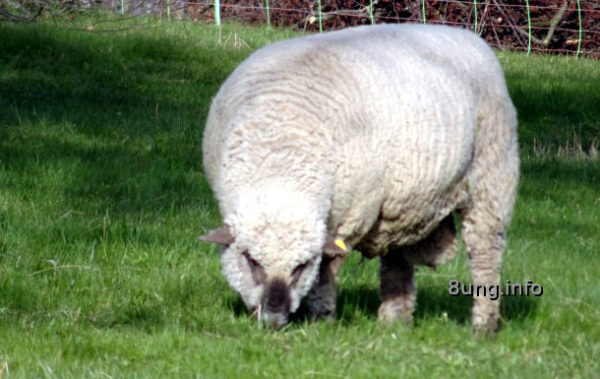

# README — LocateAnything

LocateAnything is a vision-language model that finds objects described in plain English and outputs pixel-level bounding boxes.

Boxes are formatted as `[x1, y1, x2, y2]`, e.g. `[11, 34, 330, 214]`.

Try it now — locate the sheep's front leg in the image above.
[378, 253, 416, 324]
[307, 255, 345, 320]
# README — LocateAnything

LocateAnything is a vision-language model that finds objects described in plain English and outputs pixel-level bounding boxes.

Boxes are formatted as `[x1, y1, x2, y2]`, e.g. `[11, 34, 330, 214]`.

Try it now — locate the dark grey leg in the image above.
[378, 253, 416, 324]
[307, 255, 345, 320]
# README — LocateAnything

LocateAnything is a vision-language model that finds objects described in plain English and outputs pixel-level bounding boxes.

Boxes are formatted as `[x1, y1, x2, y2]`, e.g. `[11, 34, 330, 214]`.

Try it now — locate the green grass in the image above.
[1, 16, 599, 378]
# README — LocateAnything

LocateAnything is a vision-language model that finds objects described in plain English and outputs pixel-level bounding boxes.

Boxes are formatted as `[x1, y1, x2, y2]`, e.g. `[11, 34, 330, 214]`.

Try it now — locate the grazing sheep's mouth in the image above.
[262, 306, 290, 330]
[249, 277, 293, 330]
[251, 304, 290, 330]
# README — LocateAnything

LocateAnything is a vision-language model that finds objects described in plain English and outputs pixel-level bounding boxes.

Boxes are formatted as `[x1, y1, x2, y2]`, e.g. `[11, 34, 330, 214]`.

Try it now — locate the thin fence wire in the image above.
[213, 0, 600, 58]
[209, 0, 597, 57]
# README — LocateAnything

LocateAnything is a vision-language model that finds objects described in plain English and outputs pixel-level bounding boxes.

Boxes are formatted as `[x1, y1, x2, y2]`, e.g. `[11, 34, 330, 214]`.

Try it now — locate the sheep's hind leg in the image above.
[461, 96, 518, 337]
[378, 253, 416, 325]
[461, 210, 507, 337]
[307, 255, 345, 321]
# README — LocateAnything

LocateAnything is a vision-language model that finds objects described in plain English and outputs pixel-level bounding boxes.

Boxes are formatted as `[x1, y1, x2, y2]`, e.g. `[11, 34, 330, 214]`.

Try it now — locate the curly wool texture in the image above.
[203, 24, 519, 329]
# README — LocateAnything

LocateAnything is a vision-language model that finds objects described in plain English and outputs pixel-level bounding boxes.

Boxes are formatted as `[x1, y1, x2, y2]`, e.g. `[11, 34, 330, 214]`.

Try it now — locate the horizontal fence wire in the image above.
[216, 0, 596, 58]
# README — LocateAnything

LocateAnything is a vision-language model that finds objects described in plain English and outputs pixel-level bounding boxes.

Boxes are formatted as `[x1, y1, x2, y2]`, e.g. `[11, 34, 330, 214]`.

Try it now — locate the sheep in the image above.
[200, 23, 519, 335]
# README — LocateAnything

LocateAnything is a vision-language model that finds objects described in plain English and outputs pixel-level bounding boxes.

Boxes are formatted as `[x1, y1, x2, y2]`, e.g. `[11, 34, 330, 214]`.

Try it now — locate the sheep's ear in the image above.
[323, 237, 349, 258]
[199, 226, 235, 246]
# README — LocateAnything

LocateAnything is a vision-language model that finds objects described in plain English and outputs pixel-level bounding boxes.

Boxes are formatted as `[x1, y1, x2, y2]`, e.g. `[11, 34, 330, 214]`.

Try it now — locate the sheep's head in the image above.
[200, 218, 346, 329]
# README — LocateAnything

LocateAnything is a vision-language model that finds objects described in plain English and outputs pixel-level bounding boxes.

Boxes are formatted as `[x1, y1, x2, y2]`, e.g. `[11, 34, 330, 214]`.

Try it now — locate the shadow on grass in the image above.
[520, 158, 600, 197]
[336, 285, 537, 326]
[225, 283, 538, 329]
[0, 23, 235, 134]
[505, 67, 600, 150]
[0, 24, 233, 219]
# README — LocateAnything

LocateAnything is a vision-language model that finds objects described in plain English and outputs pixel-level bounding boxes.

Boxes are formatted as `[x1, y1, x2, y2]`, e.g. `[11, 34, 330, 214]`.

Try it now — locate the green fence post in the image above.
[214, 0, 221, 26]
[369, 0, 374, 25]
[317, 0, 323, 32]
[121, 0, 124, 15]
[474, 0, 478, 33]
[167, 0, 171, 20]
[265, 0, 271, 29]
[421, 0, 426, 24]
[525, 0, 531, 55]
[576, 0, 582, 58]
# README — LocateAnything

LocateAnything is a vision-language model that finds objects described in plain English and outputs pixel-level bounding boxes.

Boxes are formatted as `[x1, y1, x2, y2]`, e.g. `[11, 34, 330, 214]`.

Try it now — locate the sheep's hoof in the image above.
[377, 301, 414, 327]
[472, 315, 498, 339]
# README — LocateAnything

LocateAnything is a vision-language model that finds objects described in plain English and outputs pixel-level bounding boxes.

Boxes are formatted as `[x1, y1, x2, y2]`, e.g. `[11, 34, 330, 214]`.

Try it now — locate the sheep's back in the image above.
[202, 24, 511, 248]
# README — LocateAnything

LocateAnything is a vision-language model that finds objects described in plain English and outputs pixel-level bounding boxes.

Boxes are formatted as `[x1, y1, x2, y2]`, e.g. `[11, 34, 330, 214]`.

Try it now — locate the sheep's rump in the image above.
[203, 24, 516, 255]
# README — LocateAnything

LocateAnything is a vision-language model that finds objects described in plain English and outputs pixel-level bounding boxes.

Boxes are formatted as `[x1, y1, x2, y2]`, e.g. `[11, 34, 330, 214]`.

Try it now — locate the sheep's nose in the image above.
[259, 277, 291, 329]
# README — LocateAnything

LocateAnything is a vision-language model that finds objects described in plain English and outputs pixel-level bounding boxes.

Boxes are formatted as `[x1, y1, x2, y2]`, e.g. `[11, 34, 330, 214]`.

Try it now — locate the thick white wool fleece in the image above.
[203, 23, 518, 296]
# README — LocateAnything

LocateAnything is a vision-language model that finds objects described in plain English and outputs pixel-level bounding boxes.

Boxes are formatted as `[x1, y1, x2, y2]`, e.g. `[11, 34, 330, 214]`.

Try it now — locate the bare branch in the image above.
[491, 0, 539, 47]
[302, 1, 378, 27]
[543, 1, 569, 46]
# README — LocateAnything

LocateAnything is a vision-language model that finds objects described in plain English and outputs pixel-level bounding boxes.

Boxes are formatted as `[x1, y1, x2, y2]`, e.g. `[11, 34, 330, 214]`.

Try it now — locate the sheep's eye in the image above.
[291, 261, 310, 286]
[242, 251, 265, 284]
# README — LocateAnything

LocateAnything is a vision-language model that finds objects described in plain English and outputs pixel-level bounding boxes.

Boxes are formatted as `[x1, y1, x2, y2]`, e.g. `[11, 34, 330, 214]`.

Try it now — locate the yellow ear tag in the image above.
[334, 239, 347, 251]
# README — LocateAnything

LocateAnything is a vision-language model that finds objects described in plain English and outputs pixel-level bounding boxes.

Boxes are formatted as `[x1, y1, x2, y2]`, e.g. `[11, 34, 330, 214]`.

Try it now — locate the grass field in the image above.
[1, 15, 599, 378]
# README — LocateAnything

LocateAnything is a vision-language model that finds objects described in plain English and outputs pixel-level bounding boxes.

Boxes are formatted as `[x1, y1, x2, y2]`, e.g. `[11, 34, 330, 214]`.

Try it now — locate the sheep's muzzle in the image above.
[259, 277, 291, 329]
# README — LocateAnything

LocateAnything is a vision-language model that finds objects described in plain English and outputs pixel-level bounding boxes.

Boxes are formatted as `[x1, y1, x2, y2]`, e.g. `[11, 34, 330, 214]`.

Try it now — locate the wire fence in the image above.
[209, 0, 599, 57]
[1, 0, 598, 57]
